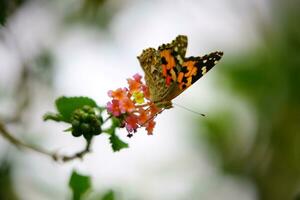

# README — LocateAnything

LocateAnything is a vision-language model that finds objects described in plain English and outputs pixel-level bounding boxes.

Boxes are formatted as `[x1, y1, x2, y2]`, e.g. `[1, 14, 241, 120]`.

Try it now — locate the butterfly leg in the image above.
[155, 101, 173, 109]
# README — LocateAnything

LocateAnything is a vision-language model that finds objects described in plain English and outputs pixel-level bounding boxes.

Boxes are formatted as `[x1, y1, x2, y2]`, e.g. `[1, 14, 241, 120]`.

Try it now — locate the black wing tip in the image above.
[208, 51, 224, 61]
[214, 51, 224, 57]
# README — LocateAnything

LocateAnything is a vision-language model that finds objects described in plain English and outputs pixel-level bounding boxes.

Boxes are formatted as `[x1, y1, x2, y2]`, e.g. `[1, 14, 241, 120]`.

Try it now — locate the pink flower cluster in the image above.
[106, 73, 161, 136]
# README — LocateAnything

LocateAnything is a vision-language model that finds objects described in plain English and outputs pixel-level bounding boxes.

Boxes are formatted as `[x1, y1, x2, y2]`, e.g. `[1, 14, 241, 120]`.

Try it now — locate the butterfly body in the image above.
[138, 35, 223, 109]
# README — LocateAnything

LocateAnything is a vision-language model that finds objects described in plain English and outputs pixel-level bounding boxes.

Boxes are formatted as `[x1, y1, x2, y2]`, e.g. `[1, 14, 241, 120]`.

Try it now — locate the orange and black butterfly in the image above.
[137, 35, 223, 109]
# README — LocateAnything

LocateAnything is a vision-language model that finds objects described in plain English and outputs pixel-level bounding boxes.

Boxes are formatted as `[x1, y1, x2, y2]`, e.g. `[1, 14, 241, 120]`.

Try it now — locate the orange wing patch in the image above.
[182, 60, 198, 77]
[177, 51, 223, 90]
[178, 60, 198, 90]
[160, 49, 177, 86]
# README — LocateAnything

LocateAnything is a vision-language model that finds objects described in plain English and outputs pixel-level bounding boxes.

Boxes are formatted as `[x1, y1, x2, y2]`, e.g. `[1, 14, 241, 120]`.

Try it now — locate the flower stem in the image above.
[103, 115, 112, 124]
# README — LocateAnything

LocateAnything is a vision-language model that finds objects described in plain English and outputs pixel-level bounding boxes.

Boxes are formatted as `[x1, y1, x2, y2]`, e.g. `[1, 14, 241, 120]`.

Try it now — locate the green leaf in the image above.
[101, 190, 115, 200]
[69, 170, 92, 200]
[64, 127, 73, 132]
[43, 112, 64, 122]
[56, 96, 97, 122]
[109, 132, 128, 152]
[102, 116, 128, 151]
[111, 117, 122, 127]
[103, 117, 122, 135]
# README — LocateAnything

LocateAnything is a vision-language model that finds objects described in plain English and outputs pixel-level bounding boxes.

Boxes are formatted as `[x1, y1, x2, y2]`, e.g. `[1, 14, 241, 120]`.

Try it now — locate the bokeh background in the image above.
[0, 0, 299, 199]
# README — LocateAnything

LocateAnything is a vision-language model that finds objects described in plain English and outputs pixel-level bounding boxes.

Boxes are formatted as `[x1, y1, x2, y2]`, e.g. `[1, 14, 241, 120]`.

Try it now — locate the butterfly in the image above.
[137, 35, 223, 109]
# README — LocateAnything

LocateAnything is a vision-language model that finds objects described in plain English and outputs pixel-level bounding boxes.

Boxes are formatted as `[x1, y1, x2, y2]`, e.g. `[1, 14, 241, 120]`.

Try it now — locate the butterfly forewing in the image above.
[158, 35, 188, 87]
[158, 35, 188, 64]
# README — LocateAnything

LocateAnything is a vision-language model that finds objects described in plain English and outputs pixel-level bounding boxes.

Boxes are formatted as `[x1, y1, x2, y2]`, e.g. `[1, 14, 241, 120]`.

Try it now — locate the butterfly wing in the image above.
[164, 51, 224, 101]
[138, 36, 188, 108]
[138, 35, 223, 109]
[158, 35, 188, 88]
[158, 35, 188, 63]
[137, 48, 173, 107]
[147, 35, 189, 107]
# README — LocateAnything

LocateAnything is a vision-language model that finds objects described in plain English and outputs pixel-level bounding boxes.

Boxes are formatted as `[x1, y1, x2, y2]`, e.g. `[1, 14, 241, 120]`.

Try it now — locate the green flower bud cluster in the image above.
[71, 105, 102, 139]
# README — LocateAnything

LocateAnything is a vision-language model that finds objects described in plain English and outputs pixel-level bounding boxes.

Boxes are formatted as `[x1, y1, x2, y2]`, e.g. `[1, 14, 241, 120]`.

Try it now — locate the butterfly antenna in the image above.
[173, 103, 206, 117]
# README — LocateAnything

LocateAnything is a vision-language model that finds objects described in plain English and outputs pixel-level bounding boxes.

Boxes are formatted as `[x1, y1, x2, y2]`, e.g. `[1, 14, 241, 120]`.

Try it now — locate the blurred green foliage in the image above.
[65, 0, 119, 29]
[0, 0, 26, 25]
[99, 190, 115, 200]
[31, 50, 54, 86]
[0, 160, 19, 200]
[198, 1, 300, 200]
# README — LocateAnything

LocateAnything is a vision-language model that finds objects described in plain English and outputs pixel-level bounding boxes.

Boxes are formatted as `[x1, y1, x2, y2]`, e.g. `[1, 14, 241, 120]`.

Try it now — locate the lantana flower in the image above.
[132, 91, 144, 104]
[106, 73, 161, 136]
[106, 99, 121, 117]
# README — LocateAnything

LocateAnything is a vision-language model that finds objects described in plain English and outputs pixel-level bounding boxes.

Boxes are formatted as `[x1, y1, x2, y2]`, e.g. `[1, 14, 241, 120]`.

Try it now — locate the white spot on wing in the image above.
[201, 66, 207, 75]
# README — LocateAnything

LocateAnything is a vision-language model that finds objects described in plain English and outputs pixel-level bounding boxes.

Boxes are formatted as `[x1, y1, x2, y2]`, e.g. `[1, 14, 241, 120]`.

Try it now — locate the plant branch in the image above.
[2, 64, 30, 124]
[0, 120, 93, 163]
[53, 139, 92, 162]
[0, 120, 54, 157]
